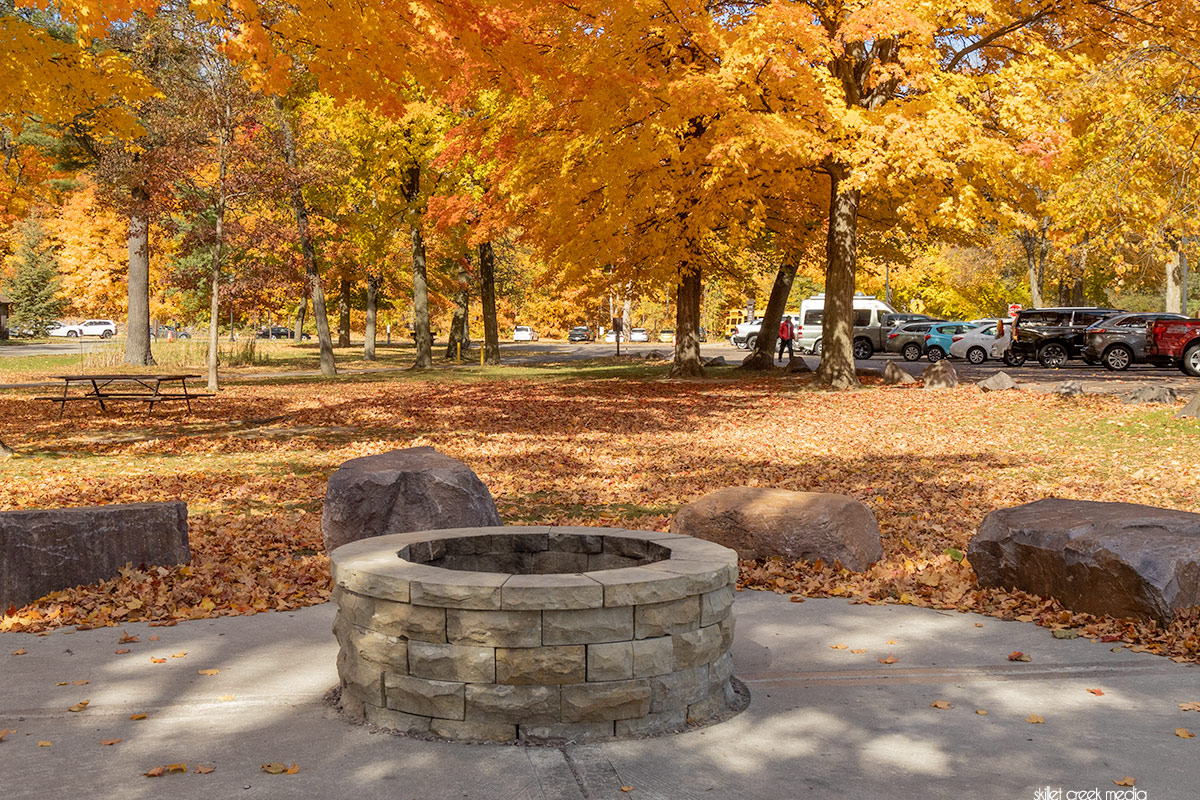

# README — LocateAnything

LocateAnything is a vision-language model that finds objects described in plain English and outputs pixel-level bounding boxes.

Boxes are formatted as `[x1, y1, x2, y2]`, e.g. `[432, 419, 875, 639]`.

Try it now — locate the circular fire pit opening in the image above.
[330, 526, 742, 743]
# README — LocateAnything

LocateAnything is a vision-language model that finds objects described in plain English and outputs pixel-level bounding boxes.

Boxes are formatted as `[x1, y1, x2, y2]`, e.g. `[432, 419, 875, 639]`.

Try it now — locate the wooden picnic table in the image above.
[40, 374, 205, 418]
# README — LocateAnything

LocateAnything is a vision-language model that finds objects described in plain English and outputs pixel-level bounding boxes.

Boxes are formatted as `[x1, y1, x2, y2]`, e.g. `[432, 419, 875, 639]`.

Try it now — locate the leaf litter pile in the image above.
[1, 375, 1197, 661]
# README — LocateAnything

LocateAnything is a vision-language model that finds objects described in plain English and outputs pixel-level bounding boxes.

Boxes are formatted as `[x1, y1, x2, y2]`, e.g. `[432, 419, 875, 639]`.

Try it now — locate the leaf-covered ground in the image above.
[1, 370, 1197, 661]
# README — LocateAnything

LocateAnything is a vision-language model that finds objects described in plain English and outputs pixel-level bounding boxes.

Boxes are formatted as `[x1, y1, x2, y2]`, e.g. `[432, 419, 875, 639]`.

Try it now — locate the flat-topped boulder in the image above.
[0, 502, 189, 609]
[322, 447, 501, 553]
[968, 498, 1200, 622]
[670, 488, 882, 571]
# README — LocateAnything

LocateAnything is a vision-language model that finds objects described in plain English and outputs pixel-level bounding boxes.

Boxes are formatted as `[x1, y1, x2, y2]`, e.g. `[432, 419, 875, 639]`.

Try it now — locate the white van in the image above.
[795, 294, 896, 358]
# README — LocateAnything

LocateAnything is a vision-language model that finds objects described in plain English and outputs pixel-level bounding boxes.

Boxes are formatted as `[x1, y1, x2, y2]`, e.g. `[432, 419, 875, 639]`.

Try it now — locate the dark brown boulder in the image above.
[322, 447, 501, 553]
[968, 498, 1200, 622]
[670, 487, 882, 571]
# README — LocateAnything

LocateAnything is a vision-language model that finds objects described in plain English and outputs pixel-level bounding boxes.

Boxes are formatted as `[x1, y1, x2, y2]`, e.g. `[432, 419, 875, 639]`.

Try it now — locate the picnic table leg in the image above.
[89, 379, 107, 413]
[149, 378, 163, 414]
[180, 377, 193, 414]
[58, 380, 68, 420]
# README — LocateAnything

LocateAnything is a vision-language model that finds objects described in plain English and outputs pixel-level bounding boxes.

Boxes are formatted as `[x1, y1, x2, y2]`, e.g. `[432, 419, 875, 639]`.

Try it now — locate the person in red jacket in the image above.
[778, 316, 795, 362]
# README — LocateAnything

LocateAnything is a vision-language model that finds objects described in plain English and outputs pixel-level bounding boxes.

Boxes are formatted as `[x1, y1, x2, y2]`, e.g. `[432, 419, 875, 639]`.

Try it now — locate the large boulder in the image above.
[968, 498, 1200, 622]
[1, 502, 189, 609]
[978, 372, 1018, 392]
[1052, 380, 1085, 397]
[883, 362, 917, 385]
[1122, 386, 1178, 405]
[322, 447, 501, 553]
[1178, 394, 1200, 419]
[922, 361, 958, 390]
[670, 488, 882, 571]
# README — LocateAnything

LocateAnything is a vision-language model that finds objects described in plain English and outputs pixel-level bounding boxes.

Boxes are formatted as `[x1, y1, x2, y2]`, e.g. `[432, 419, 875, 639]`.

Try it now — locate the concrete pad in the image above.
[1, 592, 1196, 799]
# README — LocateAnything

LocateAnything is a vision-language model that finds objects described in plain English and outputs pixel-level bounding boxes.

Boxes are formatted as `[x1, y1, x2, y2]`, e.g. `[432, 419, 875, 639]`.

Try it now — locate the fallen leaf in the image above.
[878, 653, 898, 664]
[1052, 629, 1079, 640]
[217, 694, 235, 702]
[886, 640, 898, 645]
[0, 728, 13, 741]
[621, 788, 634, 793]
[167, 764, 187, 774]
[197, 669, 219, 676]
[38, 741, 52, 747]
[974, 623, 983, 628]
[976, 710, 988, 715]
[1008, 651, 1032, 662]
[1180, 703, 1200, 712]
[262, 763, 288, 774]
[1177, 728, 1195, 739]
[286, 764, 300, 775]
[1113, 777, 1136, 787]
[68, 700, 90, 712]
[151, 657, 166, 663]
[171, 652, 187, 659]
[930, 700, 952, 710]
[11, 648, 27, 656]
[148, 636, 160, 641]
[118, 632, 139, 644]
[1027, 714, 1045, 724]
[851, 649, 867, 654]
[144, 766, 165, 778]
[196, 765, 215, 774]
[101, 739, 121, 746]
[114, 649, 131, 655]
[789, 595, 804, 603]
[129, 713, 147, 720]
[943, 547, 964, 562]
[830, 644, 848, 650]
[1087, 688, 1105, 696]
[55, 682, 67, 686]
[72, 680, 88, 686]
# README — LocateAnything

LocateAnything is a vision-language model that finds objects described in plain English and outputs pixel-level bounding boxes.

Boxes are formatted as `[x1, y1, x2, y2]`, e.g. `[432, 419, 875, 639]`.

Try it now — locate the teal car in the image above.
[924, 322, 973, 362]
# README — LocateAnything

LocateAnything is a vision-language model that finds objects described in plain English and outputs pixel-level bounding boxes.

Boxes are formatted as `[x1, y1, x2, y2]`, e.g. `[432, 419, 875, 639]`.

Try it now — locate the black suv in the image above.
[1082, 312, 1189, 371]
[1011, 307, 1124, 368]
[567, 326, 594, 342]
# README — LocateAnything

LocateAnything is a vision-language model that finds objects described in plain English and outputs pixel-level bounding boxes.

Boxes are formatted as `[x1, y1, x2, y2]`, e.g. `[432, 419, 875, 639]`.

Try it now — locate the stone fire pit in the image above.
[329, 526, 741, 742]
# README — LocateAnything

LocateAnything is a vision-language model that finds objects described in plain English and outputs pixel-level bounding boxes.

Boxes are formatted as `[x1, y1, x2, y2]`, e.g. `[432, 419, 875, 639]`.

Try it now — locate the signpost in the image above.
[1008, 303, 1023, 318]
[612, 317, 623, 356]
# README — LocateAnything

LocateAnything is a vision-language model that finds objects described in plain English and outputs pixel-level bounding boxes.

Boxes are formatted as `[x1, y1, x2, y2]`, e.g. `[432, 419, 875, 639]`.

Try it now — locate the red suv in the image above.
[1146, 318, 1200, 377]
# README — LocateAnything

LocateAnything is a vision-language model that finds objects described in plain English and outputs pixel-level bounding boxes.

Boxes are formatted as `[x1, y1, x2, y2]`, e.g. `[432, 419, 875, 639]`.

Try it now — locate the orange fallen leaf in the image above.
[286, 764, 300, 775]
[1177, 728, 1195, 739]
[1113, 777, 1136, 787]
[170, 652, 187, 659]
[167, 764, 187, 774]
[976, 710, 988, 715]
[1181, 703, 1200, 712]
[1027, 714, 1045, 724]
[68, 700, 90, 712]
[1008, 651, 1032, 662]
[101, 739, 121, 746]
[196, 765, 215, 774]
[0, 728, 13, 741]
[38, 741, 52, 747]
[144, 766, 165, 778]
[878, 653, 898, 664]
[148, 636, 160, 641]
[620, 788, 634, 793]
[262, 762, 299, 774]
[830, 644, 848, 650]
[129, 713, 147, 720]
[118, 632, 139, 644]
[72, 680, 88, 686]
[217, 694, 235, 702]
[886, 640, 897, 645]
[974, 623, 983, 628]
[1087, 688, 1105, 696]
[930, 700, 952, 710]
[789, 596, 804, 603]
[11, 648, 26, 656]
[151, 657, 166, 664]
[197, 669, 219, 676]
[114, 649, 131, 655]
[851, 649, 867, 654]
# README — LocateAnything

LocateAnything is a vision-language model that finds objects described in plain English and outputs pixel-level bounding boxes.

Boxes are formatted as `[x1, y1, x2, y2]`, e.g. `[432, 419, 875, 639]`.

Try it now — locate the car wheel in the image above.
[967, 346, 987, 365]
[1182, 343, 1200, 378]
[1037, 342, 1068, 369]
[853, 339, 873, 360]
[902, 343, 922, 361]
[926, 346, 945, 362]
[101, 330, 113, 339]
[1003, 350, 1027, 367]
[1102, 344, 1133, 371]
[813, 339, 823, 356]
[67, 330, 78, 338]
[746, 334, 758, 351]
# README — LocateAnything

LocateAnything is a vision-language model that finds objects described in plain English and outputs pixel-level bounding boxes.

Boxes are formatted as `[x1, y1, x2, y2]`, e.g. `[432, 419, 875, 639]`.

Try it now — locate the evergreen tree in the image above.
[4, 217, 67, 336]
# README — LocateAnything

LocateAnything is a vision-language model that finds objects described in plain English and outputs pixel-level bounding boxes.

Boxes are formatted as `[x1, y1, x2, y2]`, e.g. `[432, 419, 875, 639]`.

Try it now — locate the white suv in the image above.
[48, 319, 118, 338]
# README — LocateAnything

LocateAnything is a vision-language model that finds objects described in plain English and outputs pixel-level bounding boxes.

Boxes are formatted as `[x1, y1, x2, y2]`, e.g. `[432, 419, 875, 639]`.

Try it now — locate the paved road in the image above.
[3, 592, 1196, 800]
[0, 340, 107, 358]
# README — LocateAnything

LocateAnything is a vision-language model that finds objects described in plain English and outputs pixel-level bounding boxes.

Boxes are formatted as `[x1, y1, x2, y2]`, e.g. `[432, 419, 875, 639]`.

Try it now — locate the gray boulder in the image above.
[1053, 381, 1085, 397]
[322, 447, 501, 553]
[978, 372, 1018, 392]
[1, 502, 189, 610]
[968, 498, 1200, 622]
[704, 356, 727, 367]
[922, 361, 958, 390]
[670, 487, 882, 571]
[1177, 394, 1200, 419]
[1122, 386, 1179, 405]
[883, 362, 917, 385]
[644, 350, 666, 360]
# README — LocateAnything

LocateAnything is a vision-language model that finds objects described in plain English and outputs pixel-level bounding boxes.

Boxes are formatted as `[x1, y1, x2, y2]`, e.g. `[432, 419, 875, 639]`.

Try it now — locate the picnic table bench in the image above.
[39, 374, 207, 418]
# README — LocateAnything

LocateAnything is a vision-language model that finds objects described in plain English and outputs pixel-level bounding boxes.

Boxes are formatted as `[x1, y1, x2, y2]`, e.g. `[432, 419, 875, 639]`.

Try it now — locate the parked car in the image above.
[513, 325, 539, 342]
[153, 325, 192, 340]
[1081, 312, 1189, 371]
[49, 319, 118, 338]
[256, 325, 311, 340]
[795, 294, 896, 358]
[603, 331, 624, 343]
[730, 317, 765, 349]
[989, 317, 1025, 365]
[881, 313, 938, 329]
[629, 328, 650, 342]
[884, 320, 940, 361]
[658, 329, 675, 344]
[567, 326, 593, 342]
[949, 320, 1005, 364]
[923, 322, 974, 362]
[1146, 317, 1200, 376]
[1010, 307, 1125, 368]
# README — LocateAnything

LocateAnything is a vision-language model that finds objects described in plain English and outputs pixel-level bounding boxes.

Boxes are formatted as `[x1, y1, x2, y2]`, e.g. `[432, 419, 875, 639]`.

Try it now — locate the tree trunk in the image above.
[1167, 245, 1185, 315]
[364, 273, 379, 361]
[479, 241, 501, 365]
[741, 259, 797, 371]
[1018, 230, 1044, 308]
[294, 295, 307, 342]
[1072, 238, 1088, 306]
[124, 185, 156, 366]
[669, 262, 705, 378]
[446, 258, 470, 359]
[207, 130, 228, 394]
[815, 171, 860, 390]
[274, 96, 336, 376]
[411, 224, 433, 368]
[337, 276, 351, 347]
